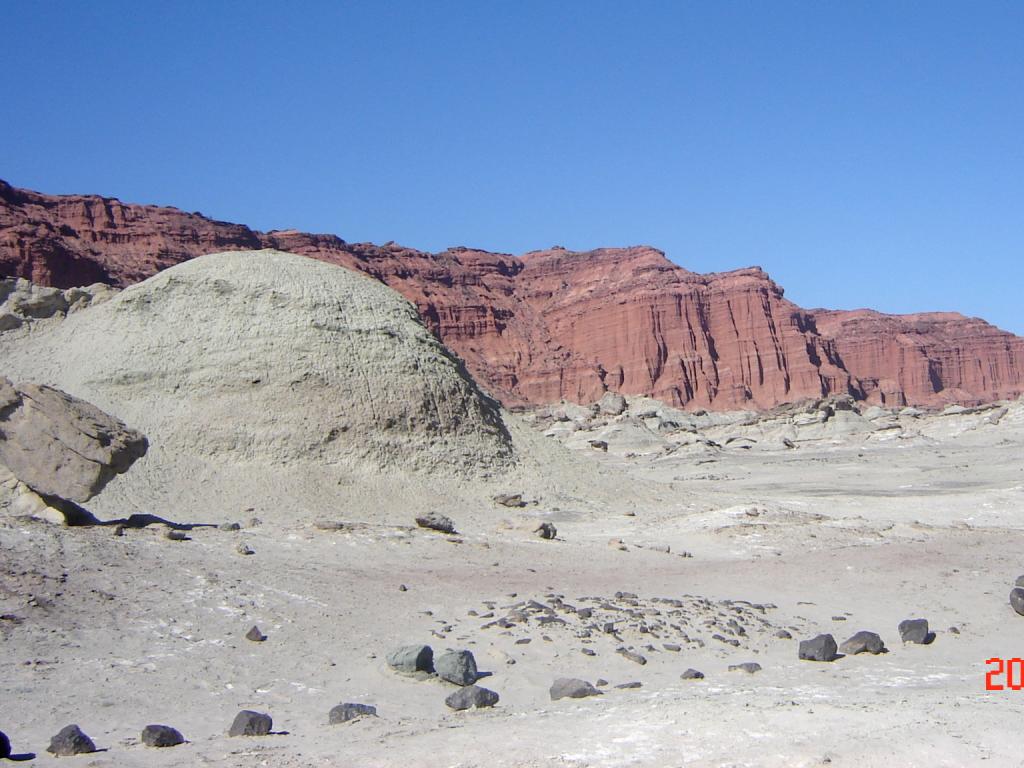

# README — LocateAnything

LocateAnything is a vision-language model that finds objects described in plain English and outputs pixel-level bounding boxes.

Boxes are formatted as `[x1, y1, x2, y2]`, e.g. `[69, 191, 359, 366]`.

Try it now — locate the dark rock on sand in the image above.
[1010, 588, 1024, 616]
[799, 634, 838, 662]
[415, 512, 456, 534]
[898, 619, 931, 644]
[436, 649, 478, 686]
[141, 724, 185, 747]
[445, 685, 500, 710]
[328, 703, 378, 724]
[839, 631, 886, 655]
[387, 644, 434, 674]
[47, 724, 96, 756]
[228, 710, 272, 737]
[550, 678, 603, 700]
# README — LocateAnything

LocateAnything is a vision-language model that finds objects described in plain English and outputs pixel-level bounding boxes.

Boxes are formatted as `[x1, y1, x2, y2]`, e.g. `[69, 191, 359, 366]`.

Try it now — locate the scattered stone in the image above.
[534, 522, 557, 539]
[246, 625, 267, 642]
[663, 643, 681, 652]
[493, 493, 525, 508]
[948, 625, 960, 634]
[328, 703, 377, 724]
[165, 530, 188, 541]
[1015, 575, 1024, 588]
[617, 649, 647, 665]
[141, 724, 184, 747]
[445, 685, 500, 710]
[47, 724, 96, 756]
[515, 638, 531, 645]
[782, 437, 797, 449]
[839, 631, 886, 655]
[387, 644, 434, 673]
[589, 440, 609, 452]
[615, 681, 642, 689]
[1010, 588, 1024, 616]
[680, 668, 705, 680]
[728, 662, 762, 674]
[898, 618, 931, 644]
[799, 634, 838, 662]
[237, 543, 254, 555]
[581, 648, 596, 656]
[415, 511, 457, 534]
[228, 710, 272, 737]
[595, 678, 609, 687]
[436, 649, 478, 686]
[831, 616, 846, 621]
[550, 678, 603, 700]
[0, 729, 9, 758]
[113, 524, 126, 537]
[775, 629, 793, 639]
[398, 584, 408, 592]
[219, 522, 241, 531]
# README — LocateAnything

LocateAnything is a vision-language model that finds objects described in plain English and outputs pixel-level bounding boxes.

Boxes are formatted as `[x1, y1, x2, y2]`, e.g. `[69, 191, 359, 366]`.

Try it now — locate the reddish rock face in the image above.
[2, 179, 1021, 409]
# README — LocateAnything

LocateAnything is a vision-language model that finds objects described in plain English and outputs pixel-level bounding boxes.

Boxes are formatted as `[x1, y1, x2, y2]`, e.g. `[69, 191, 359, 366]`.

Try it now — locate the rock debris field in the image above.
[1, 252, 1023, 767]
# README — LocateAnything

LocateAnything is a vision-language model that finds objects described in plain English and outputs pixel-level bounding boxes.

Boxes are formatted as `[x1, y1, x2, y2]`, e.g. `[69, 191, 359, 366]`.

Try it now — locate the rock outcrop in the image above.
[3, 179, 1021, 410]
[0, 250, 513, 475]
[0, 376, 147, 502]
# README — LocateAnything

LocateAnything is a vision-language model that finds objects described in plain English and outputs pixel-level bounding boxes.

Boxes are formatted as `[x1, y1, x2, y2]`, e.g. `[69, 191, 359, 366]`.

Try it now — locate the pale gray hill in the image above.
[0, 250, 513, 477]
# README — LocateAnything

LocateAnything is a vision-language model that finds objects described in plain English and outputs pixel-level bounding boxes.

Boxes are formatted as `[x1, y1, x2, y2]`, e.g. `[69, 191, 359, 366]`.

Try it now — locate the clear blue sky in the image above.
[4, 2, 1022, 333]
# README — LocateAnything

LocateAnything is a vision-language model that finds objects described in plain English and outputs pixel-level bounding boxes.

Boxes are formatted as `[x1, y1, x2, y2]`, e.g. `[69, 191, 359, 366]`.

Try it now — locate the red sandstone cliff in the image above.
[2, 179, 1021, 409]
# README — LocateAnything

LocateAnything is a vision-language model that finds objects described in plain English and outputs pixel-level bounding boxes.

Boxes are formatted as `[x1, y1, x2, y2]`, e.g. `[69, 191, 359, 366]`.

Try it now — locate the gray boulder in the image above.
[0, 730, 9, 758]
[0, 377, 147, 503]
[728, 662, 762, 674]
[246, 625, 267, 642]
[1015, 575, 1024, 588]
[328, 703, 377, 724]
[680, 668, 705, 680]
[898, 618, 930, 644]
[798, 634, 838, 662]
[1011, 588, 1024, 616]
[839, 631, 886, 655]
[387, 644, 434, 673]
[415, 512, 456, 534]
[141, 724, 184, 747]
[47, 724, 96, 756]
[228, 710, 272, 736]
[550, 678, 603, 700]
[436, 649, 478, 686]
[445, 685, 500, 710]
[598, 392, 627, 416]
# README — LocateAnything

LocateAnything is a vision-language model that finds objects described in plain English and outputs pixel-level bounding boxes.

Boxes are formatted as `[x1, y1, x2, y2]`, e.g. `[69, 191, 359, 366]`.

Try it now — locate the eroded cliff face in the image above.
[812, 309, 1024, 407]
[2, 179, 1021, 409]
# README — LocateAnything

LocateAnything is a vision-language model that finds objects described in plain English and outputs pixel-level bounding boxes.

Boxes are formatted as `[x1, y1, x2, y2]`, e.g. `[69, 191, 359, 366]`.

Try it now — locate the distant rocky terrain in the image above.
[3, 179, 1021, 411]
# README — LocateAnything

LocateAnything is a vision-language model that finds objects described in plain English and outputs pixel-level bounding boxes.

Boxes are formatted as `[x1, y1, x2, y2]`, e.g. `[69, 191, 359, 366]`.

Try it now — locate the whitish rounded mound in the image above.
[0, 250, 512, 473]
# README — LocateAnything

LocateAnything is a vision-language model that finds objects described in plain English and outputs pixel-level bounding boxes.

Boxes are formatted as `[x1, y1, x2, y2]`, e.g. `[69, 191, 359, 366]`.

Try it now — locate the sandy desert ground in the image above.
[2, 254, 1023, 767]
[2, 402, 1023, 767]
